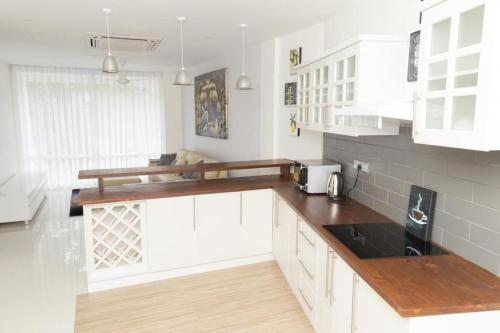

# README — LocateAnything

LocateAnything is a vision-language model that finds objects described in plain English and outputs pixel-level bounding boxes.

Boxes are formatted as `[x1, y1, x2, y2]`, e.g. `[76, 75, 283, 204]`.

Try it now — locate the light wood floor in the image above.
[75, 261, 313, 333]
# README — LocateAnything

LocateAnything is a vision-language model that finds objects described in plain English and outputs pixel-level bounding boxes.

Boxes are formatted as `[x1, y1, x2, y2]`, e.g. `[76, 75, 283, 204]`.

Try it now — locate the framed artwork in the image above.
[284, 82, 297, 106]
[289, 110, 300, 137]
[406, 185, 436, 241]
[289, 47, 302, 75]
[194, 68, 228, 139]
[407, 30, 420, 82]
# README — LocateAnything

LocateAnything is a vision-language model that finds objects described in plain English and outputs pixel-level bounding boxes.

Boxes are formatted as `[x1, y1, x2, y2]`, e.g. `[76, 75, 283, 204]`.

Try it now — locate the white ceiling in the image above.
[0, 0, 338, 71]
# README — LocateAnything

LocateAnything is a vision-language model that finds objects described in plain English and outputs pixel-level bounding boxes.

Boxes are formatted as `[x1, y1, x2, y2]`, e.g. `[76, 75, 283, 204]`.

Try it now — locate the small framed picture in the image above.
[284, 82, 297, 106]
[289, 47, 302, 75]
[407, 30, 420, 82]
[406, 185, 437, 241]
[289, 110, 300, 137]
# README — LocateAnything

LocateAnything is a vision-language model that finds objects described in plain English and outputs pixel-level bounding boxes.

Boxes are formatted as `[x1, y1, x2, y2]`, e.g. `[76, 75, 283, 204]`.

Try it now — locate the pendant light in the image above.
[102, 8, 119, 73]
[236, 23, 252, 90]
[173, 17, 192, 86]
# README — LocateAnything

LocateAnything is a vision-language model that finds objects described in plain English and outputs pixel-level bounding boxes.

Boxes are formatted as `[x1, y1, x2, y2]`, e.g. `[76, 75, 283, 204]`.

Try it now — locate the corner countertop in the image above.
[79, 175, 500, 317]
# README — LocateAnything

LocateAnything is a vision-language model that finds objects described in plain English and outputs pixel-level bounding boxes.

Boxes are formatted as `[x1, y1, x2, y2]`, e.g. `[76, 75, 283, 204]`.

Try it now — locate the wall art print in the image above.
[289, 47, 302, 75]
[195, 68, 228, 139]
[284, 82, 297, 106]
[289, 110, 300, 137]
[406, 185, 436, 241]
[407, 30, 420, 82]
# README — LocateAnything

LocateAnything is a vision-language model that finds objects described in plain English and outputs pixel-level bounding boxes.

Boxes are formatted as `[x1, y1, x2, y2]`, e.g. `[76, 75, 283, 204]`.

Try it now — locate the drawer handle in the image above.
[298, 287, 314, 311]
[299, 230, 315, 247]
[298, 259, 314, 280]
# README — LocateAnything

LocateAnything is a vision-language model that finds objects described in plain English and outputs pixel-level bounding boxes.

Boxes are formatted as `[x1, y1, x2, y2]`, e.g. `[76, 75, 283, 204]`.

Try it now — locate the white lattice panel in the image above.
[86, 202, 145, 273]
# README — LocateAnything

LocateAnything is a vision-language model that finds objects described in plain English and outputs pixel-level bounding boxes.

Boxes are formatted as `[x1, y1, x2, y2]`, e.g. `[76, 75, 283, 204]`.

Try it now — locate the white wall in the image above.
[274, 23, 325, 160]
[163, 72, 184, 153]
[0, 63, 18, 185]
[324, 0, 420, 48]
[181, 45, 261, 162]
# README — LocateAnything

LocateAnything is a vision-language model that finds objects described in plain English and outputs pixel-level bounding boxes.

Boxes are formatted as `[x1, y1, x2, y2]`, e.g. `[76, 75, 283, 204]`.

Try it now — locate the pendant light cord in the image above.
[241, 26, 245, 74]
[180, 20, 185, 70]
[105, 11, 112, 55]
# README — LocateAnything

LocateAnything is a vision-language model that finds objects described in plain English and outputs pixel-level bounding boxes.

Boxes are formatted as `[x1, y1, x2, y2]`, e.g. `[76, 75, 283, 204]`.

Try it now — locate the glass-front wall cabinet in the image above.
[416, 0, 500, 150]
[332, 53, 357, 128]
[310, 57, 331, 130]
[297, 69, 310, 127]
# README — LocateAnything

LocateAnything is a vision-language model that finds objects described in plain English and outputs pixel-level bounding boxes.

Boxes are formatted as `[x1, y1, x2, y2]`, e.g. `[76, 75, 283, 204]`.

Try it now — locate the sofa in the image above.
[148, 149, 227, 183]
[102, 149, 227, 187]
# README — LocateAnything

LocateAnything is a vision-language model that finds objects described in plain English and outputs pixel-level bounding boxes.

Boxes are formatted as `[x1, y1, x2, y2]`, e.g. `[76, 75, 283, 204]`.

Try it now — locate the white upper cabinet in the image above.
[415, 0, 500, 151]
[297, 35, 411, 136]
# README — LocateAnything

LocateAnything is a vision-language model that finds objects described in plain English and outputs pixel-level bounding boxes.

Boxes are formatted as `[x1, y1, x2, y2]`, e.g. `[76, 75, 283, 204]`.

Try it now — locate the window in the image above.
[12, 66, 165, 188]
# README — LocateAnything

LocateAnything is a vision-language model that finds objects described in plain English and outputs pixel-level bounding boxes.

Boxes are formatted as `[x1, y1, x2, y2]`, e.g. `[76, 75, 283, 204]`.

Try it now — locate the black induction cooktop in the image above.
[323, 223, 448, 259]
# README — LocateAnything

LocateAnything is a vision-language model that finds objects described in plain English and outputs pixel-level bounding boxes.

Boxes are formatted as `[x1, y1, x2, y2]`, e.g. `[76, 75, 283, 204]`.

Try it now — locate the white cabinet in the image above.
[241, 189, 273, 257]
[146, 196, 196, 272]
[414, 0, 500, 151]
[316, 240, 334, 333]
[195, 191, 242, 264]
[353, 274, 408, 333]
[296, 35, 411, 137]
[273, 194, 299, 290]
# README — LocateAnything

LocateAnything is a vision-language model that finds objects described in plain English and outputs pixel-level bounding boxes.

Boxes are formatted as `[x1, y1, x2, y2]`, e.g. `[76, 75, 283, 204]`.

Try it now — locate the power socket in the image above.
[353, 160, 369, 173]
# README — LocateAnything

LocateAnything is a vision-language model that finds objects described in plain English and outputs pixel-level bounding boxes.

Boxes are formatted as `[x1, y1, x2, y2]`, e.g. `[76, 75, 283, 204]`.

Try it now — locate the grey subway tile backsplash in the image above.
[323, 131, 500, 276]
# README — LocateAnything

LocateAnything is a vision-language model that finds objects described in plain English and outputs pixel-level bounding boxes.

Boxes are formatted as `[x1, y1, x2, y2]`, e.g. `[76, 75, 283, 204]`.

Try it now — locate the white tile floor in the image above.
[0, 190, 87, 333]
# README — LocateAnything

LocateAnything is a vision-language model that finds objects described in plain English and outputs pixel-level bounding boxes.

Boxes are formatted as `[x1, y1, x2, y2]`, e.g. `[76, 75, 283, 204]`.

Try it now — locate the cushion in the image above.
[149, 174, 184, 183]
[149, 158, 160, 166]
[158, 153, 177, 166]
[182, 160, 203, 180]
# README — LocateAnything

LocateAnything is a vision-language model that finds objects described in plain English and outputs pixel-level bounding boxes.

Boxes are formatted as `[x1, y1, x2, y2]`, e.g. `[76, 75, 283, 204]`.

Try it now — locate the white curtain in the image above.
[12, 65, 165, 188]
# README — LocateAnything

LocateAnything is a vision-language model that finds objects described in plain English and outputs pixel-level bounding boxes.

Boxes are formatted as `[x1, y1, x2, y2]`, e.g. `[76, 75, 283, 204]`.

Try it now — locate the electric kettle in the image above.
[327, 172, 344, 201]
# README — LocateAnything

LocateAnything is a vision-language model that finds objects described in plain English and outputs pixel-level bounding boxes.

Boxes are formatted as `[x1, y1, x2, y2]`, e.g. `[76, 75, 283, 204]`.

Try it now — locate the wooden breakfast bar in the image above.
[77, 160, 500, 332]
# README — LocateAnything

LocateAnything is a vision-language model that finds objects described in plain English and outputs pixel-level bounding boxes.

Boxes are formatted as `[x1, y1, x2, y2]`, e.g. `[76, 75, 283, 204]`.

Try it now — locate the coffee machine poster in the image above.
[406, 185, 436, 241]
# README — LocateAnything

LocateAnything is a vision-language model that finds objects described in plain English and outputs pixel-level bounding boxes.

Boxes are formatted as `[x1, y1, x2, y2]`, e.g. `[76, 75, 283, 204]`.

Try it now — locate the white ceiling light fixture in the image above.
[102, 8, 119, 73]
[173, 16, 192, 86]
[236, 23, 252, 90]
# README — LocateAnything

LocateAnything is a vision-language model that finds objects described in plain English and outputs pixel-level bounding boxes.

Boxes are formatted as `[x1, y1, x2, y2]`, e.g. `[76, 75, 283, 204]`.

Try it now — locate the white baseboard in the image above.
[87, 253, 274, 293]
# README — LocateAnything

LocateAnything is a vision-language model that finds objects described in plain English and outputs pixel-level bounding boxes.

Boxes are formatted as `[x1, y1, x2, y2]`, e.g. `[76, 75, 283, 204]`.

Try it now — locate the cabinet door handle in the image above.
[298, 230, 315, 247]
[240, 192, 243, 225]
[193, 196, 196, 231]
[330, 249, 336, 305]
[275, 196, 280, 227]
[351, 273, 358, 333]
[295, 216, 299, 255]
[298, 287, 313, 311]
[326, 248, 336, 304]
[298, 259, 314, 280]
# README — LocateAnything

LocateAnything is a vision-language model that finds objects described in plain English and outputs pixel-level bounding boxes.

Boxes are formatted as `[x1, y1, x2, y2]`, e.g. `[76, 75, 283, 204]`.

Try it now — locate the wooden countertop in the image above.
[78, 176, 500, 317]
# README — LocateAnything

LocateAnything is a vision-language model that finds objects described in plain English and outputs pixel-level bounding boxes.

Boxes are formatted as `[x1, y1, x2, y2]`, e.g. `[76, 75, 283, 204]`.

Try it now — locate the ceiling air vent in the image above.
[85, 32, 162, 52]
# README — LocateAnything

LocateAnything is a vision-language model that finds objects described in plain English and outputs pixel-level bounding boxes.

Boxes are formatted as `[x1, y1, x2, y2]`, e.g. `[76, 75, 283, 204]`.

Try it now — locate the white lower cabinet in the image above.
[195, 191, 242, 264]
[352, 275, 408, 333]
[241, 189, 273, 257]
[146, 196, 196, 271]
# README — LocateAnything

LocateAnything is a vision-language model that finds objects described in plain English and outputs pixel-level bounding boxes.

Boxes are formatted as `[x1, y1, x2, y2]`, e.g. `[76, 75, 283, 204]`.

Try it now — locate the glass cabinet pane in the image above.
[335, 84, 343, 102]
[429, 60, 448, 77]
[304, 91, 310, 104]
[430, 18, 451, 55]
[428, 79, 446, 91]
[305, 73, 310, 88]
[336, 60, 344, 81]
[347, 56, 356, 78]
[321, 88, 328, 104]
[455, 54, 480, 72]
[346, 82, 354, 101]
[426, 98, 445, 129]
[323, 66, 329, 84]
[452, 95, 476, 131]
[454, 73, 478, 88]
[298, 74, 303, 90]
[315, 68, 321, 86]
[458, 5, 484, 48]
[314, 89, 320, 104]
